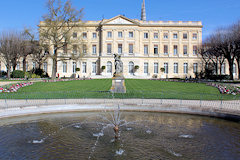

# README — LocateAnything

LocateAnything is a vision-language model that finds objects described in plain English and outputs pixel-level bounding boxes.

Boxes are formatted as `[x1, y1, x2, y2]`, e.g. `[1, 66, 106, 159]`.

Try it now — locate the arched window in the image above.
[107, 61, 112, 73]
[129, 61, 134, 74]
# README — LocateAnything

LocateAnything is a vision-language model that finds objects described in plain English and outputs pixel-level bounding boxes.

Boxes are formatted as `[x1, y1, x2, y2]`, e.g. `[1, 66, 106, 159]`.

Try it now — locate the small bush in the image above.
[101, 66, 106, 70]
[12, 70, 25, 78]
[0, 71, 7, 77]
[160, 68, 165, 72]
[134, 65, 139, 70]
[25, 72, 32, 78]
[76, 68, 80, 72]
[31, 74, 41, 78]
[34, 68, 44, 77]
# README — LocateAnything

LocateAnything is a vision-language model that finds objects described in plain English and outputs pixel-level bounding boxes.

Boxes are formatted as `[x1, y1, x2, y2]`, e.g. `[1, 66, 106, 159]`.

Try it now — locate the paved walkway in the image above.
[0, 99, 240, 119]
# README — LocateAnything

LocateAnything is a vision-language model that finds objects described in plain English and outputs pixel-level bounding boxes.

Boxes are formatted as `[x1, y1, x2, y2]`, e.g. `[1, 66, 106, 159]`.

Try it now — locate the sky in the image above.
[0, 0, 239, 40]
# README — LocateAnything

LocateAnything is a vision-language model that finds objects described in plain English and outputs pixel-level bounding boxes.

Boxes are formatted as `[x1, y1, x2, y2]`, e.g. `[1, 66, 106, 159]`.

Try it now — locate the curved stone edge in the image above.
[0, 102, 240, 122]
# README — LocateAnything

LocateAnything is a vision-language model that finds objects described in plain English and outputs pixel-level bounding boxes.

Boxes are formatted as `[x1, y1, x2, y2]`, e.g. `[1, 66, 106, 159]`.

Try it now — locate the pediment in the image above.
[103, 15, 139, 25]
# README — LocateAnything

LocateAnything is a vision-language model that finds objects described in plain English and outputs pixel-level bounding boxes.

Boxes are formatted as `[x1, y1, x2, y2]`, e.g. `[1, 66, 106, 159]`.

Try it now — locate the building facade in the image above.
[40, 14, 203, 79]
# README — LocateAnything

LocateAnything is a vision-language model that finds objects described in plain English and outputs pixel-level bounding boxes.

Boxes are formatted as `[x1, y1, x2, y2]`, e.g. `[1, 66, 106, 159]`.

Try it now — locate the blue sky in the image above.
[0, 0, 239, 40]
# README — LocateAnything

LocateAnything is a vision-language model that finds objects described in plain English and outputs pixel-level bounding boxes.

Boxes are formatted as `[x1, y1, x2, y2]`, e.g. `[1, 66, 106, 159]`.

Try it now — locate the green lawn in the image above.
[0, 79, 238, 100]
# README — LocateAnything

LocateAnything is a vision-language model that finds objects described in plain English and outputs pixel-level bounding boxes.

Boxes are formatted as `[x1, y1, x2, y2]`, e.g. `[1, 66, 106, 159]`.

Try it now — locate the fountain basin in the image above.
[0, 111, 240, 159]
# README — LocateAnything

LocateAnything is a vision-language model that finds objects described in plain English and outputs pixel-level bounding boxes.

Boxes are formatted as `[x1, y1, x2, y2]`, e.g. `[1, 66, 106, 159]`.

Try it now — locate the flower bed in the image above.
[207, 83, 240, 95]
[0, 82, 34, 93]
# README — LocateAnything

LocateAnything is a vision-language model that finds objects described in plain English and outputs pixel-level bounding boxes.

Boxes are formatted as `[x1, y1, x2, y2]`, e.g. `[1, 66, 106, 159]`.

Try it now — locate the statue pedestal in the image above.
[110, 77, 126, 93]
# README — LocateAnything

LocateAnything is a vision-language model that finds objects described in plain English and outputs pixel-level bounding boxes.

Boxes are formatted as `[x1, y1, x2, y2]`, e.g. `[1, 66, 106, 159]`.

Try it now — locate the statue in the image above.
[110, 53, 126, 93]
[114, 53, 123, 76]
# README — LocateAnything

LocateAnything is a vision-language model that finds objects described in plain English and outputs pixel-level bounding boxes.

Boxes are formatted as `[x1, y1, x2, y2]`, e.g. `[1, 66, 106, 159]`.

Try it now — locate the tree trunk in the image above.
[227, 58, 234, 80]
[237, 57, 240, 80]
[38, 62, 42, 69]
[6, 64, 11, 79]
[12, 63, 17, 71]
[51, 50, 57, 79]
[22, 56, 27, 72]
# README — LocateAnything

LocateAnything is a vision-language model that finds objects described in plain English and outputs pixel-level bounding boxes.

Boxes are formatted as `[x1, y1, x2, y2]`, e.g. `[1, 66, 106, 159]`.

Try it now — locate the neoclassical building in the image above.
[38, 0, 203, 79]
[1, 0, 207, 79]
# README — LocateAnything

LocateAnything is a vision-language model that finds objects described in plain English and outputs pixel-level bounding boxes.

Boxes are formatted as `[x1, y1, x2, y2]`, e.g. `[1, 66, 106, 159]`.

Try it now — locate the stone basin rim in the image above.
[0, 103, 240, 122]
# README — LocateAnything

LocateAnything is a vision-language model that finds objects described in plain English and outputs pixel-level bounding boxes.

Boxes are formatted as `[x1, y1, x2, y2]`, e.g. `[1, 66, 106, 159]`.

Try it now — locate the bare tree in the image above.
[39, 0, 83, 79]
[23, 29, 49, 70]
[0, 31, 23, 78]
[200, 23, 240, 80]
[231, 21, 240, 79]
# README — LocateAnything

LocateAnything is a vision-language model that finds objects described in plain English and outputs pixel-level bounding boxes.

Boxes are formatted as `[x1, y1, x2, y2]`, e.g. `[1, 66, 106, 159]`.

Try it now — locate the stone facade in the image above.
[41, 15, 204, 79]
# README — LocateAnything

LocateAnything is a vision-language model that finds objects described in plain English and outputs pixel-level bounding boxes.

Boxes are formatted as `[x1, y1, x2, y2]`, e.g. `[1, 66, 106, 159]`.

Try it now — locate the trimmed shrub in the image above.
[34, 68, 44, 77]
[0, 71, 7, 77]
[12, 70, 25, 78]
[31, 74, 41, 78]
[134, 65, 139, 70]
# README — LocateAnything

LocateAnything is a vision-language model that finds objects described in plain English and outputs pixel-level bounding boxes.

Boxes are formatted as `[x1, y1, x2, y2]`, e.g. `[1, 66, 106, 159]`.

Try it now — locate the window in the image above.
[82, 62, 87, 73]
[164, 45, 168, 55]
[73, 45, 77, 54]
[144, 63, 148, 74]
[73, 32, 77, 38]
[16, 63, 20, 70]
[129, 32, 134, 38]
[83, 32, 87, 39]
[221, 63, 225, 74]
[174, 45, 178, 55]
[154, 63, 159, 74]
[193, 33, 197, 40]
[92, 33, 97, 39]
[183, 45, 188, 55]
[173, 33, 178, 39]
[107, 61, 112, 73]
[43, 62, 47, 73]
[183, 33, 188, 39]
[193, 46, 197, 55]
[118, 31, 123, 38]
[33, 62, 36, 69]
[193, 63, 198, 73]
[73, 62, 76, 73]
[233, 63, 236, 74]
[63, 62, 67, 73]
[107, 44, 112, 54]
[92, 45, 97, 54]
[154, 33, 158, 39]
[164, 63, 168, 74]
[144, 45, 148, 54]
[129, 61, 134, 74]
[92, 62, 96, 74]
[154, 45, 158, 54]
[107, 31, 112, 38]
[26, 63, 28, 72]
[129, 44, 133, 54]
[144, 32, 148, 39]
[83, 44, 87, 54]
[184, 63, 188, 74]
[174, 63, 178, 73]
[164, 33, 168, 39]
[118, 44, 122, 54]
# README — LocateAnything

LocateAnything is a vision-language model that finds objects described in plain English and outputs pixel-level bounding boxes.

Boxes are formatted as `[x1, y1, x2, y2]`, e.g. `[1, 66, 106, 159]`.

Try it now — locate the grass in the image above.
[0, 79, 239, 100]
